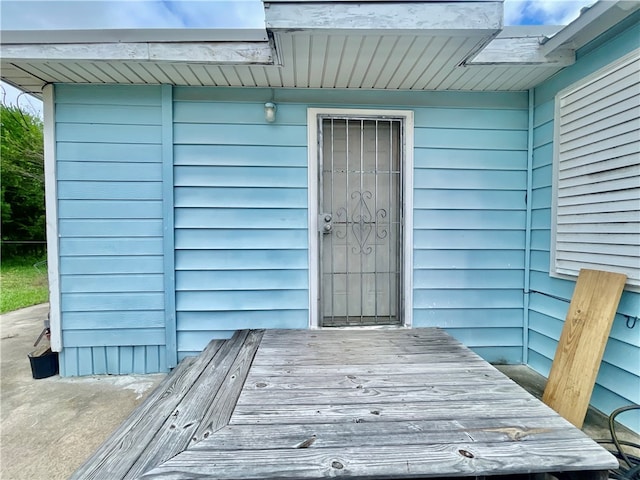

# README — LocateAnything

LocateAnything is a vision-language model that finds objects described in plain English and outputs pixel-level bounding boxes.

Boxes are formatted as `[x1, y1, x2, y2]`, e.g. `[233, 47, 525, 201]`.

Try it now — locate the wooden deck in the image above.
[72, 328, 617, 479]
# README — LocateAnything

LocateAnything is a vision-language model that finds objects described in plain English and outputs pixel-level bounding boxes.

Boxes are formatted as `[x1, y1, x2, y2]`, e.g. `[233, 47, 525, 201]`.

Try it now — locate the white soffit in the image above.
[1, 0, 636, 93]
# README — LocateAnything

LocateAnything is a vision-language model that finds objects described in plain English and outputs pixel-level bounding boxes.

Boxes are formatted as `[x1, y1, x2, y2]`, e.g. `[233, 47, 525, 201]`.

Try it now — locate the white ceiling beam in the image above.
[0, 42, 274, 65]
[264, 1, 503, 34]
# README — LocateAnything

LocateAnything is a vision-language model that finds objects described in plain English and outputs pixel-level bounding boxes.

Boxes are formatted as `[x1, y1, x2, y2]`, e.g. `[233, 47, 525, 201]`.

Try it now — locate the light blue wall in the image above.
[55, 85, 168, 375]
[530, 17, 640, 431]
[172, 89, 310, 359]
[170, 88, 529, 361]
[411, 102, 528, 364]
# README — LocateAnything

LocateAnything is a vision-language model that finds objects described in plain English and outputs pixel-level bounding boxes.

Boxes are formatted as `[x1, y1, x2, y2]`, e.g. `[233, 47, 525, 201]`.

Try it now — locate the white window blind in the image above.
[552, 48, 640, 290]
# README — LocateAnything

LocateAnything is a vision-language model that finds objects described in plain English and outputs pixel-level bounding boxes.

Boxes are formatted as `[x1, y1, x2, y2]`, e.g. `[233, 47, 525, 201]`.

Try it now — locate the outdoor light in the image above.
[264, 102, 277, 123]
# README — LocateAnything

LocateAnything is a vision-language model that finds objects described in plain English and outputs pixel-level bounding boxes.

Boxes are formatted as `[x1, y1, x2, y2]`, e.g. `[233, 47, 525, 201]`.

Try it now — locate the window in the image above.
[551, 48, 640, 290]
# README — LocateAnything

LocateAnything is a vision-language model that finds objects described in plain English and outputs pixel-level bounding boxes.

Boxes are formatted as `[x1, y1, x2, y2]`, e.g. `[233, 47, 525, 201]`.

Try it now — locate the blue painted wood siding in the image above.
[531, 19, 640, 431]
[172, 89, 309, 359]
[412, 102, 528, 364]
[55, 85, 168, 376]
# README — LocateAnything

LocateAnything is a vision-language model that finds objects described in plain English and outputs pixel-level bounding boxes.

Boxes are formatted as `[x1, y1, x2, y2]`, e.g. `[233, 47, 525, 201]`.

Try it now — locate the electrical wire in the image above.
[596, 405, 640, 480]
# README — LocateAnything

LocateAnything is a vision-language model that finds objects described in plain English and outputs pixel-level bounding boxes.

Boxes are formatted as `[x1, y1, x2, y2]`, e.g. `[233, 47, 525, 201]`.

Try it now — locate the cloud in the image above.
[504, 0, 595, 26]
[0, 0, 265, 30]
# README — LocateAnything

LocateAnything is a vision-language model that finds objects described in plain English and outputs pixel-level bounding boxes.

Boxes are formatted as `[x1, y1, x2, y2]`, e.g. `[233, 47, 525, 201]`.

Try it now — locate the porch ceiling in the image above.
[1, 0, 636, 95]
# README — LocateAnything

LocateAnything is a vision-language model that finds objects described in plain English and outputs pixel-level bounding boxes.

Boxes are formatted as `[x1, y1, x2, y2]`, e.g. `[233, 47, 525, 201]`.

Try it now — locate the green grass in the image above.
[0, 256, 49, 314]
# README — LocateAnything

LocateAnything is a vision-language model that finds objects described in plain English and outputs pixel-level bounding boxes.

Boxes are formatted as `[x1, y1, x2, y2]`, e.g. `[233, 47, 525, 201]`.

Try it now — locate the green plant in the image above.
[0, 256, 48, 313]
[1, 104, 45, 259]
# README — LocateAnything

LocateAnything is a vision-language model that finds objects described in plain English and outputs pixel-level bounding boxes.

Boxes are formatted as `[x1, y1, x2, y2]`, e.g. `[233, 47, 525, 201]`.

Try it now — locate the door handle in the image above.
[321, 213, 332, 234]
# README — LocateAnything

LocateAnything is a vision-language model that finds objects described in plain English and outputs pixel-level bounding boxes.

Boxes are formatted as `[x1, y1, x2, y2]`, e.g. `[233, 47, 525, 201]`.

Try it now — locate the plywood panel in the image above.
[542, 269, 627, 428]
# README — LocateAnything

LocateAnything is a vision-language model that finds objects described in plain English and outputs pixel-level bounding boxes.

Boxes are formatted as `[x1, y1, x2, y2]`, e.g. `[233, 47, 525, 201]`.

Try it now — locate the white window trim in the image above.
[307, 108, 414, 328]
[43, 84, 63, 350]
[551, 48, 640, 292]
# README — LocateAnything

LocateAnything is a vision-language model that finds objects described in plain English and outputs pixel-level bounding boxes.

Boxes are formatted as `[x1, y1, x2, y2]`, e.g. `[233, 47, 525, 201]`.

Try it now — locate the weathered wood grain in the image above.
[542, 269, 627, 428]
[189, 330, 264, 446]
[124, 330, 253, 478]
[139, 439, 616, 479]
[69, 339, 225, 480]
[230, 397, 560, 425]
[242, 366, 509, 390]
[76, 327, 617, 480]
[190, 417, 590, 451]
[236, 383, 529, 405]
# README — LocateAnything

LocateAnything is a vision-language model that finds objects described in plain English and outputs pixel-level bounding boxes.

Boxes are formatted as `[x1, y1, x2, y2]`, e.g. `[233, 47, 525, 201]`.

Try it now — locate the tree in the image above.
[1, 104, 45, 258]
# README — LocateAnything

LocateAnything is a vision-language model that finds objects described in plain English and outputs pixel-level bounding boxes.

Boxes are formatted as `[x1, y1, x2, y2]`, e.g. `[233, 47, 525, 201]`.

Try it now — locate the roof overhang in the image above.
[1, 0, 637, 95]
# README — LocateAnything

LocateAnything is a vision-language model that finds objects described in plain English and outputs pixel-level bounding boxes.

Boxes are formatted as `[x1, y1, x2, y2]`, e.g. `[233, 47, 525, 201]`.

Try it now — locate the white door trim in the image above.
[307, 108, 414, 329]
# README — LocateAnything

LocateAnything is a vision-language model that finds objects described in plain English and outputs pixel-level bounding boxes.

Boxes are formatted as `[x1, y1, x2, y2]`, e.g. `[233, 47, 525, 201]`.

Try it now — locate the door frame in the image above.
[307, 108, 414, 329]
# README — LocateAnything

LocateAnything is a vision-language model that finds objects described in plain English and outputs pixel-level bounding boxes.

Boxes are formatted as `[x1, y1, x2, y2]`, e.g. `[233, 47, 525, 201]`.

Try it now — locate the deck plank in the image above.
[69, 339, 226, 480]
[77, 327, 617, 479]
[124, 330, 259, 479]
[139, 439, 614, 479]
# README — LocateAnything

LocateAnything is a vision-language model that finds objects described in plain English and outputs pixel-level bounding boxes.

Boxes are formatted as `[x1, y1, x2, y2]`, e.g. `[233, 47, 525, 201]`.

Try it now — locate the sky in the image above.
[1, 0, 595, 113]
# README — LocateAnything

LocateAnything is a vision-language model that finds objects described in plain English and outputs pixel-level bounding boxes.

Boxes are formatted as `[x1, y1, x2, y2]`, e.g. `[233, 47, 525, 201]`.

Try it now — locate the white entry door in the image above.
[319, 117, 403, 327]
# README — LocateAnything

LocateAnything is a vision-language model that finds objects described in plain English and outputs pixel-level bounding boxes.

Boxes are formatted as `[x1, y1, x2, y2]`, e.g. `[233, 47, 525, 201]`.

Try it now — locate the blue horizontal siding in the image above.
[177, 290, 308, 312]
[60, 256, 164, 275]
[174, 144, 307, 167]
[414, 289, 523, 309]
[57, 161, 162, 181]
[414, 189, 526, 210]
[59, 219, 163, 237]
[57, 123, 162, 144]
[415, 127, 527, 151]
[57, 142, 162, 163]
[174, 166, 306, 188]
[414, 230, 525, 249]
[174, 187, 307, 208]
[177, 310, 308, 330]
[414, 270, 523, 289]
[413, 249, 525, 270]
[414, 210, 525, 230]
[58, 182, 162, 200]
[414, 148, 527, 170]
[59, 238, 163, 256]
[175, 229, 307, 250]
[172, 99, 314, 358]
[414, 309, 523, 328]
[64, 311, 164, 330]
[62, 328, 165, 347]
[175, 249, 308, 270]
[528, 20, 640, 432]
[174, 123, 307, 146]
[61, 274, 164, 293]
[175, 208, 307, 229]
[56, 84, 166, 375]
[176, 270, 308, 291]
[412, 99, 527, 363]
[58, 200, 163, 218]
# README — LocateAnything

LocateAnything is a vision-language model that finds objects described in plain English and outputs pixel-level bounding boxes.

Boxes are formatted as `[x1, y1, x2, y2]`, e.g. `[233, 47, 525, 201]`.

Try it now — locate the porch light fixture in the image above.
[264, 102, 277, 123]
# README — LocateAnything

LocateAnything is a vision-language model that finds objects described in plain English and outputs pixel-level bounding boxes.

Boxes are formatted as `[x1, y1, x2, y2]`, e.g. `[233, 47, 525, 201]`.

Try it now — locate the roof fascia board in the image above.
[468, 36, 574, 66]
[1, 28, 268, 44]
[264, 1, 503, 32]
[541, 0, 640, 55]
[0, 42, 274, 65]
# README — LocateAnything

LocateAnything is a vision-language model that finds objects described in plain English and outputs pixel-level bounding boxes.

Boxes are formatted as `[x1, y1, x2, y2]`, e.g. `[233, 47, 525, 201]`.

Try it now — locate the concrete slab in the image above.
[0, 304, 165, 480]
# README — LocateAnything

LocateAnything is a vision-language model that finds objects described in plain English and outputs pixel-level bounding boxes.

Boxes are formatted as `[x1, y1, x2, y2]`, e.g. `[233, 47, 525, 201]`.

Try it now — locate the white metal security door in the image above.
[319, 118, 403, 327]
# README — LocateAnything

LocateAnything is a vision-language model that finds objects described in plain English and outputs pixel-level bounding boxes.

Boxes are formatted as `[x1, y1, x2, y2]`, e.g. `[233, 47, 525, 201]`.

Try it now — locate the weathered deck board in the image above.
[75, 328, 617, 480]
[69, 339, 226, 480]
[124, 330, 262, 479]
[139, 440, 614, 479]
